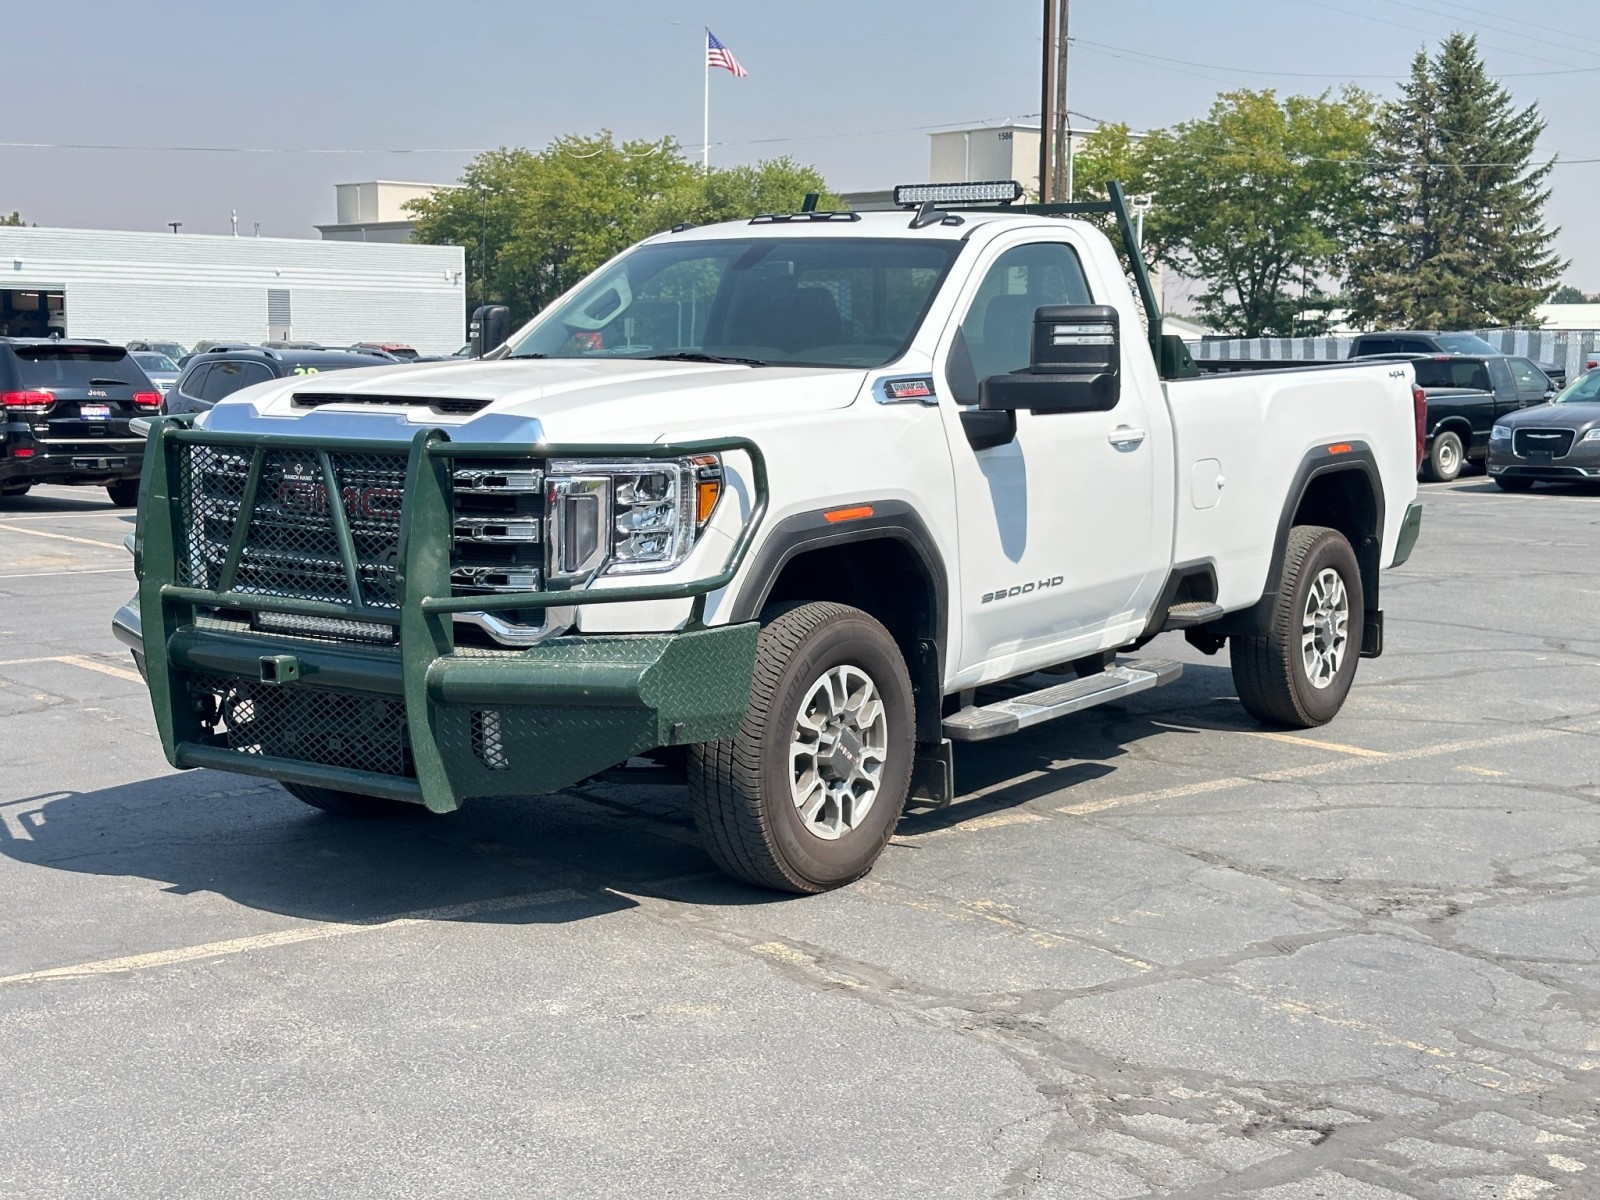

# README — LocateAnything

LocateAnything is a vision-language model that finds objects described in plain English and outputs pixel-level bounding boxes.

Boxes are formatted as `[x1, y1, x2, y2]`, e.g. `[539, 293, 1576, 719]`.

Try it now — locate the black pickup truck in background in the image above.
[1348, 331, 1564, 392]
[1396, 354, 1531, 482]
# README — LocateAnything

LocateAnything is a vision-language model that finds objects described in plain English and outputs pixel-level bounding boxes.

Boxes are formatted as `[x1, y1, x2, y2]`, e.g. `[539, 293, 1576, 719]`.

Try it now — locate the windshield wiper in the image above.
[90, 377, 130, 386]
[505, 352, 548, 359]
[645, 352, 766, 367]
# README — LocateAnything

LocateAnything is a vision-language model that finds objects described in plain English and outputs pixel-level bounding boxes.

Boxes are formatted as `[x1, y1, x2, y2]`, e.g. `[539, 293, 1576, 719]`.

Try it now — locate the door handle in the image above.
[1108, 425, 1146, 449]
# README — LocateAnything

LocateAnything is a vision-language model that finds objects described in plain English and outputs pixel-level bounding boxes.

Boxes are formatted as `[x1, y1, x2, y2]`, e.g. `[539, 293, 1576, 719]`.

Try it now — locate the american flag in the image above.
[706, 30, 747, 77]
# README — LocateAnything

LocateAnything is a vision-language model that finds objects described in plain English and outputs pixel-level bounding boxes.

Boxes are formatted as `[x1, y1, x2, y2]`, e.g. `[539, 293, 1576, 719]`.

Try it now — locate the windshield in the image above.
[1434, 333, 1499, 355]
[504, 236, 963, 369]
[134, 352, 178, 372]
[1554, 370, 1600, 404]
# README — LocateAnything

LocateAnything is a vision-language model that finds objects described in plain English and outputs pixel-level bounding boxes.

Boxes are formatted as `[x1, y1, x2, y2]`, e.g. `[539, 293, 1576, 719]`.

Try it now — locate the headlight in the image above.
[546, 454, 723, 582]
[1490, 424, 1511, 441]
[1583, 429, 1600, 442]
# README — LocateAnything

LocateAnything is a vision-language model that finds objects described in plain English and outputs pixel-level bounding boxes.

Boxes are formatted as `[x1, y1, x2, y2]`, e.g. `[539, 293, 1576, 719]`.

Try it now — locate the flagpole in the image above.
[702, 29, 710, 171]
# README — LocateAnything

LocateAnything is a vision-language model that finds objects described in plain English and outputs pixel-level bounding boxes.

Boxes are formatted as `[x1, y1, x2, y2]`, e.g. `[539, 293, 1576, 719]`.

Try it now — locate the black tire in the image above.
[1230, 525, 1364, 729]
[0, 484, 30, 499]
[688, 602, 915, 894]
[106, 480, 141, 507]
[281, 781, 424, 819]
[1421, 430, 1464, 483]
[1493, 476, 1535, 492]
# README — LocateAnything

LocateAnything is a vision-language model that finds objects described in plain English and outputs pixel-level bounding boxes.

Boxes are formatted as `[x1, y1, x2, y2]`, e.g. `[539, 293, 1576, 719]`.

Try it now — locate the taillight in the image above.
[132, 391, 162, 411]
[2, 390, 54, 412]
[1412, 384, 1428, 470]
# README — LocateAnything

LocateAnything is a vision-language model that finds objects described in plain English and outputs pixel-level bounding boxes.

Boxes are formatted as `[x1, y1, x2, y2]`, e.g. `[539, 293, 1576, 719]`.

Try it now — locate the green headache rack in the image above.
[136, 419, 768, 812]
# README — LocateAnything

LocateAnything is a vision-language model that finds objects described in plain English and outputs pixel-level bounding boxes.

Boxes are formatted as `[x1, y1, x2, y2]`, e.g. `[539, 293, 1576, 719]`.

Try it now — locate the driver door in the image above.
[936, 235, 1164, 683]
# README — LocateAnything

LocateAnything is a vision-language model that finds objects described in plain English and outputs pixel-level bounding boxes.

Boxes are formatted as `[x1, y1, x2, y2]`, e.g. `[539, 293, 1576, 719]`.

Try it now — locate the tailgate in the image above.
[8, 344, 159, 438]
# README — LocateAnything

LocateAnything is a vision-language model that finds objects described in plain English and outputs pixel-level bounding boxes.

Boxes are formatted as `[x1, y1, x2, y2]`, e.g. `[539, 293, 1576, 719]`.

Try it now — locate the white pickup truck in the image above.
[116, 181, 1424, 893]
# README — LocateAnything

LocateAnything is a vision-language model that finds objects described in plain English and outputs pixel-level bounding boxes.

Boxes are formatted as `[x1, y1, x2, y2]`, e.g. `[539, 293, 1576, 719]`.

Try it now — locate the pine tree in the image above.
[1346, 33, 1563, 329]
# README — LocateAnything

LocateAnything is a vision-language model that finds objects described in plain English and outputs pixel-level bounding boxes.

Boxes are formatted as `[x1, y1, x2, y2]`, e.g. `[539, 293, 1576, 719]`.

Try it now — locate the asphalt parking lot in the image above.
[0, 477, 1597, 1199]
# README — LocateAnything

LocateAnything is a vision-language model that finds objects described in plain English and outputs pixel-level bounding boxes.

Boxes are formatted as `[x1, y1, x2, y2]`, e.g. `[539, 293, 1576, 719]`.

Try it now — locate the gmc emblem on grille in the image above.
[275, 481, 404, 520]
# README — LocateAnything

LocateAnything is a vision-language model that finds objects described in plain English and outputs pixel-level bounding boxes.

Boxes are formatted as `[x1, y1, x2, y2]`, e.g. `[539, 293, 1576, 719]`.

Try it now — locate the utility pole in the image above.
[1052, 0, 1072, 202]
[1039, 0, 1059, 202]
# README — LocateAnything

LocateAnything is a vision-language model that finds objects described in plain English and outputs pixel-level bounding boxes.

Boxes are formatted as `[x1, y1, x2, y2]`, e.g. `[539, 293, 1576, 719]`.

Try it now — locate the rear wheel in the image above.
[1493, 476, 1535, 492]
[1231, 525, 1363, 729]
[688, 602, 915, 894]
[1422, 431, 1464, 483]
[106, 480, 141, 507]
[281, 781, 424, 819]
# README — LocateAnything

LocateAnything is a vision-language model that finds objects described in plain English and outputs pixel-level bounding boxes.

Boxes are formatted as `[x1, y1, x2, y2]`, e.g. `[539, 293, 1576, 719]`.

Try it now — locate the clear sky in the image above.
[5, 0, 1599, 287]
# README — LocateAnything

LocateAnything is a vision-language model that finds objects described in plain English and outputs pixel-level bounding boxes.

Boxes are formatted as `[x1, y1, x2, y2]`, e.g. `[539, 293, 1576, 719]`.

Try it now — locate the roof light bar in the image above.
[893, 180, 1024, 208]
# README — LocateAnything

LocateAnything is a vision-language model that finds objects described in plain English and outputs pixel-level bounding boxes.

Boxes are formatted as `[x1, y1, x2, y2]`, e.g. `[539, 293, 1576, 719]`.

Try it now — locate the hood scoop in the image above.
[291, 392, 491, 415]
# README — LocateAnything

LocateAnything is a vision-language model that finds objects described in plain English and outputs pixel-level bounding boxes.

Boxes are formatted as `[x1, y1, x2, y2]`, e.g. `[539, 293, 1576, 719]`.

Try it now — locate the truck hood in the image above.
[203, 358, 869, 443]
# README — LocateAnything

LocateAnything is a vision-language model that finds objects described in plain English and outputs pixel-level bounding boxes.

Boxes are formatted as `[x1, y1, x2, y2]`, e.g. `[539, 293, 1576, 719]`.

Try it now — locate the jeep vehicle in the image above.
[2, 339, 161, 505]
[115, 183, 1424, 894]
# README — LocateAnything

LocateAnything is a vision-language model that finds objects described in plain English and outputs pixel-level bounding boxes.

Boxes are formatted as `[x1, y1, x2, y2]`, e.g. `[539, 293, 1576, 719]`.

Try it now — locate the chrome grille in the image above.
[1513, 428, 1575, 458]
[176, 445, 407, 607]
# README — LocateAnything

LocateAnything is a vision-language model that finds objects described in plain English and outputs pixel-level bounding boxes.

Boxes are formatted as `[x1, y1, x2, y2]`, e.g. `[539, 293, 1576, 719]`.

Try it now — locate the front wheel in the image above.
[1231, 525, 1363, 729]
[106, 480, 141, 507]
[688, 602, 915, 894]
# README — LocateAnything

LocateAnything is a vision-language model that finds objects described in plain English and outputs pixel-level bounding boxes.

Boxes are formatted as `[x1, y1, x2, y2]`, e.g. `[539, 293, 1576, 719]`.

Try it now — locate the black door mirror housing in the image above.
[469, 304, 512, 358]
[978, 304, 1121, 414]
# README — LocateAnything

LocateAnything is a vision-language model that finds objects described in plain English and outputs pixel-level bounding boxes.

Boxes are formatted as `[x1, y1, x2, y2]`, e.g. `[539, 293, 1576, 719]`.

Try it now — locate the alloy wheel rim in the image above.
[789, 664, 888, 841]
[1439, 440, 1459, 474]
[1301, 567, 1349, 689]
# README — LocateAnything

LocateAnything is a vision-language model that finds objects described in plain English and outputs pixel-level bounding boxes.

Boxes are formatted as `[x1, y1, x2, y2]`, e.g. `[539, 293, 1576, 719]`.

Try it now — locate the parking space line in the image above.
[53, 655, 144, 684]
[0, 888, 583, 988]
[1243, 731, 1388, 757]
[0, 566, 131, 579]
[0, 523, 125, 550]
[1056, 720, 1598, 817]
[0, 511, 127, 521]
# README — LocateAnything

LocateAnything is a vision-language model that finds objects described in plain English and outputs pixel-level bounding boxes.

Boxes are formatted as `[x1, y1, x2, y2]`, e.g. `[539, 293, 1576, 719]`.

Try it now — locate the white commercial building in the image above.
[315, 180, 460, 244]
[0, 226, 465, 354]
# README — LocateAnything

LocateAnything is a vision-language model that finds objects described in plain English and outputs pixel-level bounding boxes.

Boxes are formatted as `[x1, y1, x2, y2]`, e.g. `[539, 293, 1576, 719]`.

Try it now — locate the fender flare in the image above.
[727, 500, 949, 743]
[1213, 442, 1385, 639]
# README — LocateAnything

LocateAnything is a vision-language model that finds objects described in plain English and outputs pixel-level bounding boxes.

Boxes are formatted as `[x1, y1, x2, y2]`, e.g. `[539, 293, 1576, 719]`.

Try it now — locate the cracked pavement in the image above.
[0, 478, 1597, 1198]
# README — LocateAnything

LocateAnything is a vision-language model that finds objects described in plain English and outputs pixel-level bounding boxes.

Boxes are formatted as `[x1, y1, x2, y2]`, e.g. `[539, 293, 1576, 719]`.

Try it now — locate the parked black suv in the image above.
[1, 339, 160, 505]
[165, 345, 398, 416]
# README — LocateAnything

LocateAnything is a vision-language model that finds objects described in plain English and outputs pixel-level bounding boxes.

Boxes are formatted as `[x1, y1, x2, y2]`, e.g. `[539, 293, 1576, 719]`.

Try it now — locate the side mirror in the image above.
[978, 304, 1121, 414]
[469, 304, 511, 357]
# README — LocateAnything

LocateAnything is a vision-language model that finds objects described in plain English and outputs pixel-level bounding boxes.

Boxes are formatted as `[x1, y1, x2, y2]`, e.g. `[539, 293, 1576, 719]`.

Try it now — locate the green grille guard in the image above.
[136, 419, 769, 810]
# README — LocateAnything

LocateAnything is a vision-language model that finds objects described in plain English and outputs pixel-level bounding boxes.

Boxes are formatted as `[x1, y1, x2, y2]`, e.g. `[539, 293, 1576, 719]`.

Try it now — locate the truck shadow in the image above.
[0, 662, 1239, 923]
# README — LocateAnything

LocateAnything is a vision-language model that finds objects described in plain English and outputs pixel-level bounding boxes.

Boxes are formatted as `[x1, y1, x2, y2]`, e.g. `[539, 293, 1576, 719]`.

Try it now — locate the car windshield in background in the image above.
[13, 346, 145, 388]
[1412, 359, 1492, 391]
[505, 237, 963, 369]
[1555, 371, 1600, 404]
[1434, 333, 1499, 355]
[134, 352, 178, 372]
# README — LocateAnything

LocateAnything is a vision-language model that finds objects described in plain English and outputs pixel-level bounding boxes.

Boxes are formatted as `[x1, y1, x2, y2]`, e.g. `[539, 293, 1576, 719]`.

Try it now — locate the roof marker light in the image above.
[893, 180, 1024, 208]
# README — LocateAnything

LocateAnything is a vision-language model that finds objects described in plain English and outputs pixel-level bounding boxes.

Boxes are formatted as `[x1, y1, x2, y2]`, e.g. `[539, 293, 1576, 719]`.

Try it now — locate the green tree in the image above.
[1344, 33, 1563, 329]
[0, 211, 24, 226]
[1141, 88, 1374, 337]
[407, 134, 836, 325]
[1547, 284, 1585, 304]
[1063, 123, 1180, 269]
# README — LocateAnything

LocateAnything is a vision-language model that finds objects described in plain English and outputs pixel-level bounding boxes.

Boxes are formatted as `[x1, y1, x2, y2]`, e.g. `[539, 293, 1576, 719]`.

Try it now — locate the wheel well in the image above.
[1292, 467, 1380, 607]
[1431, 418, 1472, 445]
[760, 538, 943, 742]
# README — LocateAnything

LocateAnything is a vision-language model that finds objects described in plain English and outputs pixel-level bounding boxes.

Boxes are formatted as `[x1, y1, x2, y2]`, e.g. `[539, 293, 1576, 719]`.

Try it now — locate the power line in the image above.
[1380, 0, 1600, 65]
[1291, 0, 1582, 70]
